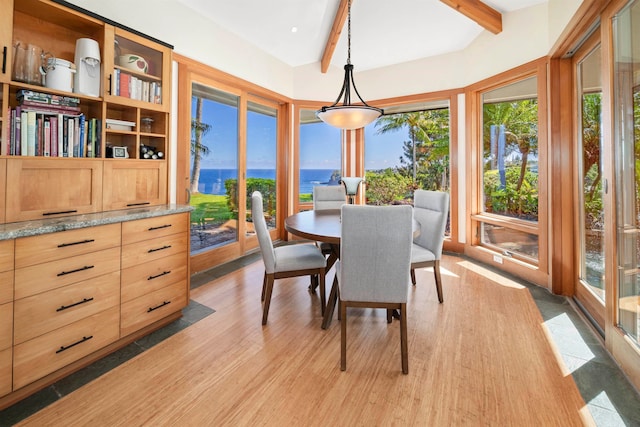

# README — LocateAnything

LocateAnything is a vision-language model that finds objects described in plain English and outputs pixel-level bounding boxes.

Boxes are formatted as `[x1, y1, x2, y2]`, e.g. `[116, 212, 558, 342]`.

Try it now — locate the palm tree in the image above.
[376, 112, 429, 182]
[190, 97, 212, 194]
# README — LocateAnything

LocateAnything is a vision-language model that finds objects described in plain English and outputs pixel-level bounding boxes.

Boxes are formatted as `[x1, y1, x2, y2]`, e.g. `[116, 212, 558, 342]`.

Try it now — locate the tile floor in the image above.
[1, 252, 639, 426]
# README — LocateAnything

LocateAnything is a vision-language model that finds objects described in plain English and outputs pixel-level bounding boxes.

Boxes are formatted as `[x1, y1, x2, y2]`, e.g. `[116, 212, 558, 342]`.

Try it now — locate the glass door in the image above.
[189, 82, 239, 253]
[575, 39, 606, 332]
[613, 0, 640, 349]
[246, 99, 278, 236]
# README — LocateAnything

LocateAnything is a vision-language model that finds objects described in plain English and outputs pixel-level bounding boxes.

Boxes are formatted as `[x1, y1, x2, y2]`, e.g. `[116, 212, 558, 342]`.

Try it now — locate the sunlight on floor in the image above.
[415, 265, 459, 278]
[456, 260, 526, 289]
[541, 312, 595, 375]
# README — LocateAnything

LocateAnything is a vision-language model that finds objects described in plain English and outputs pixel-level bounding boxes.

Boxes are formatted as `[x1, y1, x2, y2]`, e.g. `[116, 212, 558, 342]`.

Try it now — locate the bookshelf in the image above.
[0, 0, 172, 224]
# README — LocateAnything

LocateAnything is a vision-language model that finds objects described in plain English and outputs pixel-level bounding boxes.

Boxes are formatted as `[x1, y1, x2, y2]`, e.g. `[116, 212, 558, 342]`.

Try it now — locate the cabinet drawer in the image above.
[0, 348, 11, 398]
[13, 306, 120, 390]
[0, 239, 13, 272]
[121, 252, 188, 303]
[14, 271, 121, 345]
[0, 302, 12, 351]
[121, 280, 187, 336]
[5, 158, 103, 223]
[121, 213, 188, 245]
[15, 247, 121, 299]
[121, 233, 188, 269]
[15, 223, 121, 269]
[0, 271, 13, 306]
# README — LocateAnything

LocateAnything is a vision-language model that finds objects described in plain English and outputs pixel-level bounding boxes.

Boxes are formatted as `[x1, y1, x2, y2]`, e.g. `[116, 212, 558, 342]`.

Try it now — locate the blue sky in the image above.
[193, 97, 407, 170]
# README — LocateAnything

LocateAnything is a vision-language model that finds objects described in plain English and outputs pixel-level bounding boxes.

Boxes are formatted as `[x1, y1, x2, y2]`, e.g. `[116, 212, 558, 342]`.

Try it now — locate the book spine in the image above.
[50, 116, 58, 157]
[45, 117, 52, 157]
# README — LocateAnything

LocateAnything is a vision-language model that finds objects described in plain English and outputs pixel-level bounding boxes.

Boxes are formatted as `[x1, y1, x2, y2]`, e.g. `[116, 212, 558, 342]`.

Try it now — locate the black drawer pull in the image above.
[108, 74, 112, 95]
[57, 265, 94, 276]
[56, 297, 94, 312]
[148, 300, 171, 312]
[148, 224, 172, 231]
[127, 202, 151, 207]
[43, 210, 78, 216]
[148, 245, 171, 253]
[148, 271, 171, 280]
[56, 335, 93, 354]
[58, 239, 95, 248]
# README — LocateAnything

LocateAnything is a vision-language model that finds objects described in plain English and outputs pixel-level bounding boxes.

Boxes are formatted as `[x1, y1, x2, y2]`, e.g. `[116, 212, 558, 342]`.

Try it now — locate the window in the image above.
[297, 107, 342, 207]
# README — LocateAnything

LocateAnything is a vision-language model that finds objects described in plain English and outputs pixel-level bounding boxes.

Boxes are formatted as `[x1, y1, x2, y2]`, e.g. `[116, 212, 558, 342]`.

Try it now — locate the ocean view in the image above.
[196, 168, 340, 195]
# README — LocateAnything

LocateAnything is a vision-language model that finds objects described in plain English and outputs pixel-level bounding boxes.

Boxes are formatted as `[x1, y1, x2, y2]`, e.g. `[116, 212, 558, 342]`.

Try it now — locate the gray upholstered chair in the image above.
[312, 185, 346, 274]
[313, 185, 346, 210]
[334, 204, 413, 374]
[411, 190, 450, 303]
[251, 191, 327, 325]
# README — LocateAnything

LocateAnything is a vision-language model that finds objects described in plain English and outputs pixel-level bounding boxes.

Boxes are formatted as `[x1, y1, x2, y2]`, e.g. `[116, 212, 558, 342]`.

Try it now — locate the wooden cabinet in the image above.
[12, 223, 122, 389]
[102, 160, 167, 211]
[0, 209, 190, 406]
[5, 158, 103, 222]
[0, 0, 172, 222]
[0, 0, 13, 85]
[120, 213, 190, 336]
[0, 159, 5, 223]
[0, 240, 13, 398]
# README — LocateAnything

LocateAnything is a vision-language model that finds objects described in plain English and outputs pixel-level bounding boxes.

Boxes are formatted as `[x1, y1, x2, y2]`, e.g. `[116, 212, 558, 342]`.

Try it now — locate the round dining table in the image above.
[284, 209, 341, 245]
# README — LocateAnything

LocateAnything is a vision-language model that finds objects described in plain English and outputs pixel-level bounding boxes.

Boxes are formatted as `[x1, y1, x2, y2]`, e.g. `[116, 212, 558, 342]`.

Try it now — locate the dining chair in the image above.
[313, 185, 346, 210]
[411, 189, 450, 303]
[312, 185, 346, 278]
[334, 204, 413, 374]
[251, 191, 327, 325]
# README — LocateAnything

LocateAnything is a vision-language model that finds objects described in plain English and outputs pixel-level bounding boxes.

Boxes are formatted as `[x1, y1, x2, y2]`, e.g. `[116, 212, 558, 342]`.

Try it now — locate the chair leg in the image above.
[319, 270, 326, 315]
[261, 272, 267, 302]
[310, 274, 318, 294]
[262, 274, 275, 325]
[400, 303, 408, 374]
[433, 260, 443, 303]
[386, 309, 393, 323]
[410, 267, 416, 285]
[340, 301, 347, 371]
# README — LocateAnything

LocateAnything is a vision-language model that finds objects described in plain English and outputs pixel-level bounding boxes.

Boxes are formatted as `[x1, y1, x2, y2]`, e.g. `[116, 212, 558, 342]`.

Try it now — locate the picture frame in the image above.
[112, 146, 129, 158]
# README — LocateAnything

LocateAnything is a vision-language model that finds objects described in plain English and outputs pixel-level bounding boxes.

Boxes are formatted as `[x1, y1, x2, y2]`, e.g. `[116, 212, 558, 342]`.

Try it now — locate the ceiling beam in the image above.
[440, 0, 502, 34]
[320, 0, 350, 73]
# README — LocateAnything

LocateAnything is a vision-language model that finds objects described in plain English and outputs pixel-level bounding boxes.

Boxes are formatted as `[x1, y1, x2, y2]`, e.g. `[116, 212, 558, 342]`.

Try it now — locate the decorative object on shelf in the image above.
[316, 0, 383, 130]
[105, 118, 135, 131]
[107, 145, 129, 158]
[12, 42, 45, 86]
[41, 56, 76, 92]
[140, 143, 163, 160]
[341, 177, 364, 204]
[117, 54, 148, 74]
[74, 38, 101, 97]
[140, 117, 154, 133]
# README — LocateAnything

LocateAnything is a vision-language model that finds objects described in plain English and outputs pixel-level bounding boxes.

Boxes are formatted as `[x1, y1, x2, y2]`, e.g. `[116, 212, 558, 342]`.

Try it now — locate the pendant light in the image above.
[316, 0, 383, 130]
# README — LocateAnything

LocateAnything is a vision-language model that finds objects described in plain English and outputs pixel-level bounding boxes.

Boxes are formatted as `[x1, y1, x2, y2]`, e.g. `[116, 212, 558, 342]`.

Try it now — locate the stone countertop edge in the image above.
[0, 204, 194, 241]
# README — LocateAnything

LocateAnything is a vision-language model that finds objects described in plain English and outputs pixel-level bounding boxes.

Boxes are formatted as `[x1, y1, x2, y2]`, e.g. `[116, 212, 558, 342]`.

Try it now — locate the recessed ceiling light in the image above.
[291, 26, 298, 33]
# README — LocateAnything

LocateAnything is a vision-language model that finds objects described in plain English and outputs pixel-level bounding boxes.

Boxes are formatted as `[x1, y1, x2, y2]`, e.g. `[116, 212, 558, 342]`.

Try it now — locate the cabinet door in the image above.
[102, 159, 167, 210]
[104, 25, 172, 112]
[0, 0, 12, 84]
[0, 159, 5, 223]
[5, 158, 103, 222]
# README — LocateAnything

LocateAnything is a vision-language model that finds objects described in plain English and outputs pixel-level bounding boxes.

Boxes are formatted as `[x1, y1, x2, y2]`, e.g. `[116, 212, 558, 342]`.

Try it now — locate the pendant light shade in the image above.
[316, 0, 383, 130]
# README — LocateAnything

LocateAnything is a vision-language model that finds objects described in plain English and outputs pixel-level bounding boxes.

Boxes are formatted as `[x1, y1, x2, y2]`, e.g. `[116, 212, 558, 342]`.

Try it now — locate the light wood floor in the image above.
[18, 254, 594, 426]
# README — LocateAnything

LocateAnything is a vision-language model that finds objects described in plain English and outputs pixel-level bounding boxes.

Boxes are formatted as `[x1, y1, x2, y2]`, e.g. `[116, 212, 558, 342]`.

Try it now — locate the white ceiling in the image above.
[174, 0, 547, 71]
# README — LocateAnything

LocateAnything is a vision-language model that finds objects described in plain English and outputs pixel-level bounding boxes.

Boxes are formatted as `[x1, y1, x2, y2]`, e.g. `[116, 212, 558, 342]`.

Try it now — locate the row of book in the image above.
[113, 69, 162, 104]
[3, 107, 102, 158]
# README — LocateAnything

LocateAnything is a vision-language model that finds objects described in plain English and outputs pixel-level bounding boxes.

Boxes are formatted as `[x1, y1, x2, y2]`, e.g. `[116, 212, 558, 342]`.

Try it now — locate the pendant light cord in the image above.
[347, 0, 351, 65]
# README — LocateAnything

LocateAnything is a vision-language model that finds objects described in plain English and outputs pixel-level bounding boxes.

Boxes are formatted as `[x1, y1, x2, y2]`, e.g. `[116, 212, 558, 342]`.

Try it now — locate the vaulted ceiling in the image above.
[174, 0, 547, 72]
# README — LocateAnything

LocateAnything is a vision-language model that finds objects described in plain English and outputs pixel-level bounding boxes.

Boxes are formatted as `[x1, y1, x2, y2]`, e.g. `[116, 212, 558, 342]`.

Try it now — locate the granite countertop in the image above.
[0, 204, 194, 241]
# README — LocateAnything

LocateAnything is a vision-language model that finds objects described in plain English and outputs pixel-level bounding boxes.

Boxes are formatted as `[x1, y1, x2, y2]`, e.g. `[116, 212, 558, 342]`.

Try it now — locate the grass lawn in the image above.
[190, 193, 233, 224]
